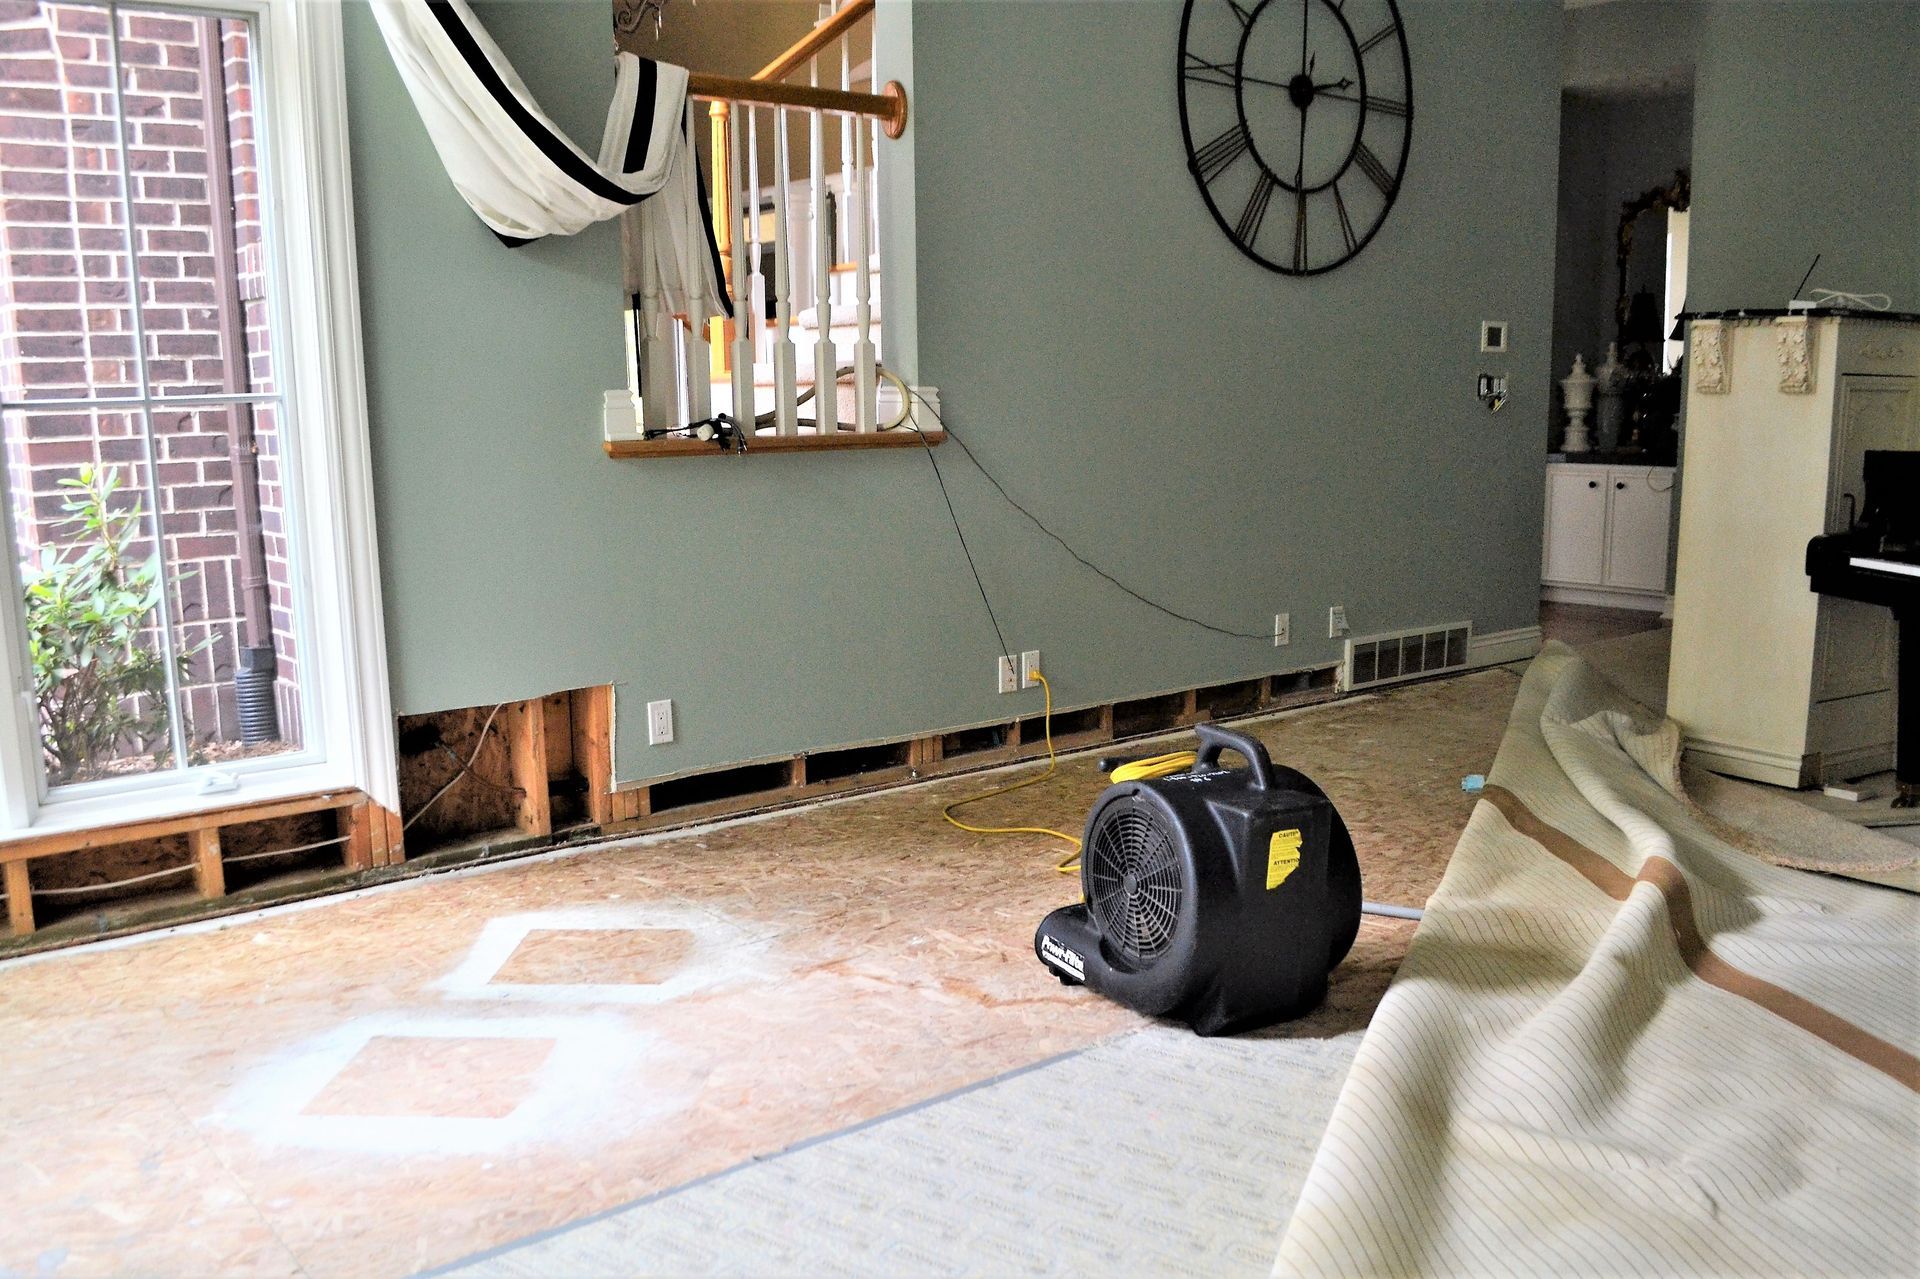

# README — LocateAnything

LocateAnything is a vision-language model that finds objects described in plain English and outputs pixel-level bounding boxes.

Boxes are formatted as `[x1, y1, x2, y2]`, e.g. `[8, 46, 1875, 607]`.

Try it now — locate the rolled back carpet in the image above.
[1274, 642, 1918, 1277]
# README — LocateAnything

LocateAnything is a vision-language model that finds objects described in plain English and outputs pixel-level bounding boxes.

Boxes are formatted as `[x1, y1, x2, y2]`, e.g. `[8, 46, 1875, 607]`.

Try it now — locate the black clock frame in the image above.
[1177, 0, 1413, 276]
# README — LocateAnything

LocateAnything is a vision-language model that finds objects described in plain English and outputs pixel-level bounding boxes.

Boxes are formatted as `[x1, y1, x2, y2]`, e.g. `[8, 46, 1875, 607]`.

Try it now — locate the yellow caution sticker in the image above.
[1267, 828, 1303, 890]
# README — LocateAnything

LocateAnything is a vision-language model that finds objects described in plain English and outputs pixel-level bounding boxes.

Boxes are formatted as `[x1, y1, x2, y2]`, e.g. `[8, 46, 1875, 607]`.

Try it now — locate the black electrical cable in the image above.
[915, 425, 1012, 661]
[902, 390, 1274, 643]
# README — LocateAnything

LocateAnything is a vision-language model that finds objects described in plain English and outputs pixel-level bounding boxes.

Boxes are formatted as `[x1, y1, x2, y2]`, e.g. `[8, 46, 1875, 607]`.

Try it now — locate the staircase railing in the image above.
[611, 1, 906, 448]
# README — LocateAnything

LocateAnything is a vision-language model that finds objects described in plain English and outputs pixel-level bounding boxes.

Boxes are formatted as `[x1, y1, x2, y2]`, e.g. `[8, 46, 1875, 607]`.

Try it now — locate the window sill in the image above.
[604, 429, 943, 459]
[1, 763, 360, 858]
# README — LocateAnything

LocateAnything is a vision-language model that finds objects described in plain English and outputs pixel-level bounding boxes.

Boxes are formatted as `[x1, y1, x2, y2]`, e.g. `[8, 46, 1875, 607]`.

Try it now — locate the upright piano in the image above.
[1805, 450, 1920, 808]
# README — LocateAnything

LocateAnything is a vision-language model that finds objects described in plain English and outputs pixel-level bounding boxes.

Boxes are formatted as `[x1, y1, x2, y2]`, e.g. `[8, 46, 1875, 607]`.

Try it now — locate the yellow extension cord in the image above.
[941, 670, 1200, 876]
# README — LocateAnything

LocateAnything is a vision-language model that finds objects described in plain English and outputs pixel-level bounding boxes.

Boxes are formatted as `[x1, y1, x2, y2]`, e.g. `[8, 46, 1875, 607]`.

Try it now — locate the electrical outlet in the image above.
[646, 698, 674, 745]
[1273, 612, 1290, 647]
[996, 654, 1018, 694]
[1328, 605, 1349, 639]
[1020, 650, 1042, 689]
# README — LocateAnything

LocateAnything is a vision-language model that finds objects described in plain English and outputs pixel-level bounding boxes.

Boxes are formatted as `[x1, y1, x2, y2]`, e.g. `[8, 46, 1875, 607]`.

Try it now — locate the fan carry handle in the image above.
[1191, 723, 1277, 790]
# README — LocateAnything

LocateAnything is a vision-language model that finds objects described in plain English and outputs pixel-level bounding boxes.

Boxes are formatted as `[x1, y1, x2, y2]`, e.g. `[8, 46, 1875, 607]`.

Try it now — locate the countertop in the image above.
[1548, 451, 1676, 467]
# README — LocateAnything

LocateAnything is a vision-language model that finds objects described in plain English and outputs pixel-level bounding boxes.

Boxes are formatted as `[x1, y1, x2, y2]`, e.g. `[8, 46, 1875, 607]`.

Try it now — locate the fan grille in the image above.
[1085, 800, 1184, 967]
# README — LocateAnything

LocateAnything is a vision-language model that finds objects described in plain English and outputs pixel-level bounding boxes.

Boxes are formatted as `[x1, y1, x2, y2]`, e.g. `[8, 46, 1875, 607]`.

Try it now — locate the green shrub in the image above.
[22, 465, 194, 784]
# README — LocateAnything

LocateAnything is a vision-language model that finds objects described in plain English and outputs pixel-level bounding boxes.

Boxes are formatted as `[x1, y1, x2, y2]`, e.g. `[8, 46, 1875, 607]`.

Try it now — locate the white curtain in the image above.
[368, 0, 728, 324]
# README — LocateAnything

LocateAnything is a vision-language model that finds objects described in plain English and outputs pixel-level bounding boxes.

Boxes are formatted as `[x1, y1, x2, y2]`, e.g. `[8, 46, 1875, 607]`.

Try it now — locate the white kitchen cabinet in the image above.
[1541, 462, 1674, 610]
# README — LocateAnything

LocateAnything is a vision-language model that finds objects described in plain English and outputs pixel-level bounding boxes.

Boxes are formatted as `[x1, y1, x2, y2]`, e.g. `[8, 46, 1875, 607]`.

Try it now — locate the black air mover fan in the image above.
[1033, 723, 1361, 1035]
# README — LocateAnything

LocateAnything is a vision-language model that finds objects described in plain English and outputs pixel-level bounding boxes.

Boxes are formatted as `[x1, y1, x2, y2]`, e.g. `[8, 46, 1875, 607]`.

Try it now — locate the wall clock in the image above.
[1178, 0, 1412, 275]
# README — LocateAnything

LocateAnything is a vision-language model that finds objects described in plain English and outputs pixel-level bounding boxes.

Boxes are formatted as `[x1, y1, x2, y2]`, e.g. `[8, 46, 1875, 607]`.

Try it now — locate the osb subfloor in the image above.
[0, 670, 1518, 1277]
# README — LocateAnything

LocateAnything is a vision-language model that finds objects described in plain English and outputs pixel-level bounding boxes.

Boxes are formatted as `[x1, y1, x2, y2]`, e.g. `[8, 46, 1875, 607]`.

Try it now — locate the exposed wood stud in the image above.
[383, 805, 407, 866]
[189, 827, 225, 899]
[570, 686, 615, 827]
[542, 692, 573, 779]
[505, 700, 553, 838]
[908, 734, 943, 771]
[345, 803, 379, 871]
[4, 860, 32, 935]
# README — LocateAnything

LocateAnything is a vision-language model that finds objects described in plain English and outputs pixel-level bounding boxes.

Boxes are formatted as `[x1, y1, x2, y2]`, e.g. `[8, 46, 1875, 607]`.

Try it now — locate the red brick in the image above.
[140, 174, 205, 201]
[0, 28, 51, 54]
[127, 14, 197, 43]
[7, 277, 78, 304]
[0, 114, 64, 142]
[12, 333, 82, 356]
[0, 140, 66, 169]
[171, 534, 233, 560]
[0, 55, 57, 84]
[0, 84, 62, 112]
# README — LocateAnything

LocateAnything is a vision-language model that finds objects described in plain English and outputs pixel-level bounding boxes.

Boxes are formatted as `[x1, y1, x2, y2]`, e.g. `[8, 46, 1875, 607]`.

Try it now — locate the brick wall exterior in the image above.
[0, 0, 300, 776]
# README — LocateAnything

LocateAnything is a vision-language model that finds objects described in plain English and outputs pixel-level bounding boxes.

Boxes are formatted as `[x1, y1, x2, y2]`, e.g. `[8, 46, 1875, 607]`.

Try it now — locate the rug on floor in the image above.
[435, 1024, 1363, 1278]
[1274, 642, 1919, 1277]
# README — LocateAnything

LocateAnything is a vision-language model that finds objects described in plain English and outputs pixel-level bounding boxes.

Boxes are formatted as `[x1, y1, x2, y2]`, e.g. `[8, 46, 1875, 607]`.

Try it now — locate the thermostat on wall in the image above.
[1480, 320, 1509, 354]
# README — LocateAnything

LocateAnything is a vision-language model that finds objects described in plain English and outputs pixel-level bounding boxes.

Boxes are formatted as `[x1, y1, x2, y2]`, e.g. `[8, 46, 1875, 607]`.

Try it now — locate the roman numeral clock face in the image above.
[1179, 0, 1412, 275]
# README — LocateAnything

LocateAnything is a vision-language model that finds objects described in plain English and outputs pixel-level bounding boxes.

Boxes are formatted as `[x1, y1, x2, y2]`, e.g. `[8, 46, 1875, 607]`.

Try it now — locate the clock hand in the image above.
[1295, 92, 1307, 189]
[1235, 70, 1305, 94]
[1311, 76, 1353, 93]
[1314, 88, 1369, 108]
[1298, 0, 1310, 78]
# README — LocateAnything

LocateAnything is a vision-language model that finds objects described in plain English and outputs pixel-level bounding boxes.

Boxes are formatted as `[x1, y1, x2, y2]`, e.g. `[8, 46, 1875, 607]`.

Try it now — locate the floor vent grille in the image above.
[1345, 622, 1472, 691]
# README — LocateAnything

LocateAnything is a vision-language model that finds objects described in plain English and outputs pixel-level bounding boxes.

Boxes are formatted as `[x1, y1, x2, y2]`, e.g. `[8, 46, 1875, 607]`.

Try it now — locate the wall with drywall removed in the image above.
[342, 0, 1562, 786]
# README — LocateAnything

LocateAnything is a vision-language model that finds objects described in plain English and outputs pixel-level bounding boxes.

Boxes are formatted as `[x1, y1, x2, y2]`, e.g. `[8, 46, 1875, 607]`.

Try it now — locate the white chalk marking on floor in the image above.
[433, 904, 775, 1006]
[212, 1012, 656, 1156]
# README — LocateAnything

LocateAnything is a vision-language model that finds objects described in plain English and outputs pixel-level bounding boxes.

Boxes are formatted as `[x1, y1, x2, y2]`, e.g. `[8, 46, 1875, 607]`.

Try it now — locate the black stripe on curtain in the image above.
[622, 57, 658, 176]
[690, 108, 734, 320]
[427, 0, 646, 211]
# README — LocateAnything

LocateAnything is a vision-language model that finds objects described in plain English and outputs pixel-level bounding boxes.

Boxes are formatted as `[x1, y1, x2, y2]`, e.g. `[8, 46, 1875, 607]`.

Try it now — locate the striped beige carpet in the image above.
[1274, 643, 1919, 1277]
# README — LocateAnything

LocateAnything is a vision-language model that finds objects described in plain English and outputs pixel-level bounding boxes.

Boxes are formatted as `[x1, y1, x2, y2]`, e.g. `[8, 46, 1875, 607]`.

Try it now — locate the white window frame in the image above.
[0, 0, 395, 835]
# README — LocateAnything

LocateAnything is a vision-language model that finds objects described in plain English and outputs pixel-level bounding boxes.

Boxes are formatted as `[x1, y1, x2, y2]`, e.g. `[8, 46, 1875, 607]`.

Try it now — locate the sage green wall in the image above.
[343, 0, 1560, 787]
[1687, 0, 1919, 311]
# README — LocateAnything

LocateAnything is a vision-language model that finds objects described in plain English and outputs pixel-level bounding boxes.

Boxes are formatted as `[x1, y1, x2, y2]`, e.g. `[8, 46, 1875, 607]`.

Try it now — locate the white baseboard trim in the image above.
[1681, 735, 1808, 789]
[1815, 742, 1895, 785]
[1466, 626, 1543, 670]
[1541, 585, 1669, 613]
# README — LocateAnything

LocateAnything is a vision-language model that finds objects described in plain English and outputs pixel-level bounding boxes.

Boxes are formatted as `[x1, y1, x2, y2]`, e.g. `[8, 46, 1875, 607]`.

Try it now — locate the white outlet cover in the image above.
[996, 655, 1018, 694]
[1328, 606, 1349, 638]
[646, 698, 674, 745]
[1020, 650, 1041, 689]
[1273, 613, 1290, 647]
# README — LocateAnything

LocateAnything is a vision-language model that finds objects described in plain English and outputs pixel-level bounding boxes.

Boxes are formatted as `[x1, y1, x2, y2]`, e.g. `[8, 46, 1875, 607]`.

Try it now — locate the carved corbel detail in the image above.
[1692, 320, 1729, 394]
[1776, 316, 1814, 394]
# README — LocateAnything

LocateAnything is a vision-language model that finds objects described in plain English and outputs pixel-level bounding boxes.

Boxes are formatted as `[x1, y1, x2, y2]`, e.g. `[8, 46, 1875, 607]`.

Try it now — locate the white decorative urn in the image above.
[1561, 353, 1595, 453]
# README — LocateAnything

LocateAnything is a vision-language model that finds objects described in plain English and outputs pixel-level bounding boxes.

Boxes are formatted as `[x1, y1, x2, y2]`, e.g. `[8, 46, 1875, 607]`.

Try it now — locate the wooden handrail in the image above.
[753, 0, 874, 83]
[687, 73, 906, 138]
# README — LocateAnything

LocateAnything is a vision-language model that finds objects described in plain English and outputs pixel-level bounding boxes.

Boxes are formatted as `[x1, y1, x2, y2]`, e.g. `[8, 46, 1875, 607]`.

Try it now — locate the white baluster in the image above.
[686, 317, 712, 426]
[809, 61, 837, 435]
[728, 105, 753, 433]
[771, 109, 799, 436]
[638, 281, 679, 434]
[851, 102, 876, 432]
[746, 107, 765, 363]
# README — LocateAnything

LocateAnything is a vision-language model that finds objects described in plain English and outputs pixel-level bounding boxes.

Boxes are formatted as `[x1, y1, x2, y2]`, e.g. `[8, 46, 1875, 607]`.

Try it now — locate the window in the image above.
[0, 0, 393, 831]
